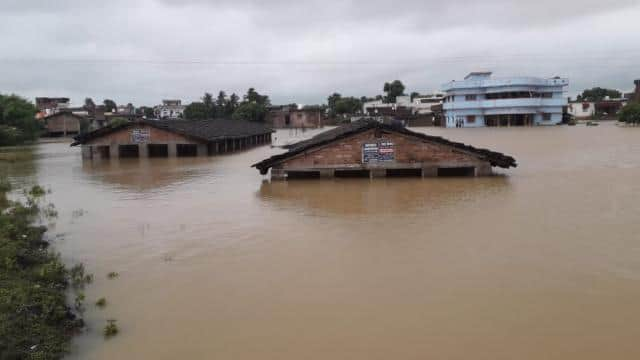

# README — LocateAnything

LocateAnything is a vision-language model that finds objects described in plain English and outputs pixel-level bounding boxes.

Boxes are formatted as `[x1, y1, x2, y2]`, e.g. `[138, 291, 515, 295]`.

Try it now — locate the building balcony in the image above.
[443, 98, 566, 111]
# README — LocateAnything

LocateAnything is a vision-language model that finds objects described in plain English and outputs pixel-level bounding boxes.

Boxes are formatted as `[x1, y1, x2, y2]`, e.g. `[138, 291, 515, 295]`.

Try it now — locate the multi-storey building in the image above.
[154, 100, 185, 119]
[442, 72, 568, 127]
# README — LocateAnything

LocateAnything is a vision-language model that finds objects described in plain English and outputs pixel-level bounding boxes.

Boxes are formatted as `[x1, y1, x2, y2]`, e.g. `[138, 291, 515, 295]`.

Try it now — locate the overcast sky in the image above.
[1, 0, 639, 106]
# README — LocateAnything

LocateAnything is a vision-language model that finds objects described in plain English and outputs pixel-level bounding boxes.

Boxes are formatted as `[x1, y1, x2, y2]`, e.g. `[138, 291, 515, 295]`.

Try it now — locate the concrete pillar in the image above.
[370, 168, 386, 178]
[138, 143, 149, 158]
[319, 169, 335, 178]
[271, 168, 286, 180]
[109, 144, 119, 158]
[422, 167, 438, 177]
[81, 145, 92, 159]
[197, 143, 207, 157]
[475, 163, 492, 177]
[168, 142, 177, 157]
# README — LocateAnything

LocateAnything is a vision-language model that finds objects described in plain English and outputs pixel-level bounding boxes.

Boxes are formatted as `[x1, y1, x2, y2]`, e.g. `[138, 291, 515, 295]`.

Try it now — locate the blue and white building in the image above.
[442, 72, 568, 127]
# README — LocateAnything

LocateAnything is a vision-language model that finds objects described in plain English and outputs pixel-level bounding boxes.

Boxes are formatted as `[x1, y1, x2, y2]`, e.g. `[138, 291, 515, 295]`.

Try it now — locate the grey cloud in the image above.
[0, 0, 639, 106]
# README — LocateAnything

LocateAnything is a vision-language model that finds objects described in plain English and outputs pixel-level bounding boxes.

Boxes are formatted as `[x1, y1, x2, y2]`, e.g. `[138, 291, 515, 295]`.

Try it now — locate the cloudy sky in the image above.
[1, 0, 639, 106]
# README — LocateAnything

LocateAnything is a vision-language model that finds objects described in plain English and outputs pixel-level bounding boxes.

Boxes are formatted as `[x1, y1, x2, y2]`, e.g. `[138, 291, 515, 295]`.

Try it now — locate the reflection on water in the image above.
[258, 176, 511, 216]
[2, 123, 640, 360]
[80, 157, 219, 191]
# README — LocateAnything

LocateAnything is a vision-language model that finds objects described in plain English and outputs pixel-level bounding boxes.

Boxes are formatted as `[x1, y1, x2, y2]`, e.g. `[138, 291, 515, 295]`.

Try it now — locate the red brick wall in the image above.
[86, 124, 199, 145]
[281, 129, 482, 168]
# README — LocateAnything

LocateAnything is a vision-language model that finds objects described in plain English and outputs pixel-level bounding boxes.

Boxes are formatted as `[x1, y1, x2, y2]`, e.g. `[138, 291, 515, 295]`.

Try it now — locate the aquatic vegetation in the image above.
[103, 320, 119, 338]
[70, 263, 94, 289]
[95, 297, 107, 308]
[0, 179, 86, 359]
[107, 271, 119, 279]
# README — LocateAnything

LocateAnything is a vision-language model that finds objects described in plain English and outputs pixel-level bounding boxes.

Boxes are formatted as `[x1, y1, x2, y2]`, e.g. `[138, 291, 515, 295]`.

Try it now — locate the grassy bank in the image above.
[0, 180, 87, 359]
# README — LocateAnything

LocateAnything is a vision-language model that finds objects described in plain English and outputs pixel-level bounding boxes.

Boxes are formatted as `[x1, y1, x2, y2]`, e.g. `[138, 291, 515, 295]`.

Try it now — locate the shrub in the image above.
[618, 103, 640, 124]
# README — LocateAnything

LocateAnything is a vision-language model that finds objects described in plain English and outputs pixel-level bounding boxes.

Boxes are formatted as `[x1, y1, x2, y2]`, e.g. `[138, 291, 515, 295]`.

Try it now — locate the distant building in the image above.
[42, 112, 84, 137]
[116, 104, 136, 115]
[442, 72, 568, 127]
[154, 100, 185, 119]
[72, 119, 273, 160]
[362, 93, 444, 126]
[35, 97, 70, 118]
[568, 102, 596, 119]
[267, 105, 324, 128]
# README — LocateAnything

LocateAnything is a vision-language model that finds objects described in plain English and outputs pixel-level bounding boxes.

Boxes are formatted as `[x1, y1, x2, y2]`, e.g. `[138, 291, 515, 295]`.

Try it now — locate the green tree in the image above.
[202, 92, 215, 118]
[232, 88, 270, 122]
[334, 97, 362, 115]
[410, 92, 420, 101]
[226, 93, 239, 116]
[0, 94, 40, 146]
[184, 102, 209, 120]
[84, 98, 96, 112]
[576, 87, 622, 102]
[327, 93, 342, 117]
[618, 103, 640, 125]
[233, 102, 268, 122]
[383, 80, 405, 103]
[137, 106, 155, 118]
[216, 91, 227, 117]
[103, 99, 117, 112]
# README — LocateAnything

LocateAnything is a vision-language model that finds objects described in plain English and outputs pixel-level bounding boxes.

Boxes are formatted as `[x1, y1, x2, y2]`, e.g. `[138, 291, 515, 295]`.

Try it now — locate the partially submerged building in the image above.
[42, 112, 84, 137]
[72, 119, 273, 159]
[442, 72, 568, 127]
[253, 119, 516, 180]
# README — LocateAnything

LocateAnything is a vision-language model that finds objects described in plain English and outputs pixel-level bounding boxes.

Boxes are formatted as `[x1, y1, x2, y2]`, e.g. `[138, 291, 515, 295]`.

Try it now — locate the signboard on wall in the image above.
[362, 141, 395, 163]
[131, 128, 150, 143]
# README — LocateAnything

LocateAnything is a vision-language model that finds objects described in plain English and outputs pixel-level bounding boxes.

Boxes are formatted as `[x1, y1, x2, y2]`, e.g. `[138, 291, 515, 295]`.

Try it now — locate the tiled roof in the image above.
[71, 119, 273, 146]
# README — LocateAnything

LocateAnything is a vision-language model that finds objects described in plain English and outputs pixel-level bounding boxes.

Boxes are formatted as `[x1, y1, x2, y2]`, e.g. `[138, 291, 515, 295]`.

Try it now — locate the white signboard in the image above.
[131, 128, 150, 143]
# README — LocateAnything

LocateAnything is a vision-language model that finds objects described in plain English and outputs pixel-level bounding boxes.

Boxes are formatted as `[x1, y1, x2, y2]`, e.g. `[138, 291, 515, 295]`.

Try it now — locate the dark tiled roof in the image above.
[252, 119, 517, 173]
[42, 111, 87, 121]
[71, 119, 273, 146]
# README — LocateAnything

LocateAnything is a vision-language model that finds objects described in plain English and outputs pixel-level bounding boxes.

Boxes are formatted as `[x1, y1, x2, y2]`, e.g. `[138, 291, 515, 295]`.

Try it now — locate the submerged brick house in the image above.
[72, 119, 273, 159]
[253, 119, 516, 180]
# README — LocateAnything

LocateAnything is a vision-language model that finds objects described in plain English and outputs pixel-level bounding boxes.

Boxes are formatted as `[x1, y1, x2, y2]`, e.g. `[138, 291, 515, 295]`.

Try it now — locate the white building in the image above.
[362, 93, 444, 116]
[442, 72, 568, 127]
[567, 102, 595, 119]
[154, 100, 185, 119]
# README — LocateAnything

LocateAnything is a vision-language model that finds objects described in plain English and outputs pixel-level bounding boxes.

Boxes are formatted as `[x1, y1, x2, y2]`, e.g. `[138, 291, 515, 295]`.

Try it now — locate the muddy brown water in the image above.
[3, 123, 640, 359]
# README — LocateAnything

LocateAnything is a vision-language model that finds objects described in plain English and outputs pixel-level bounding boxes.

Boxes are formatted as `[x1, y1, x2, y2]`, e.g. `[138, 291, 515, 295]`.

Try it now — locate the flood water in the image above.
[3, 123, 640, 359]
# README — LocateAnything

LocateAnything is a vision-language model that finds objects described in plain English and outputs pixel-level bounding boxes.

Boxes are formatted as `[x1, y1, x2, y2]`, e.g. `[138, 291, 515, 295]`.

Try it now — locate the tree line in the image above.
[183, 88, 270, 122]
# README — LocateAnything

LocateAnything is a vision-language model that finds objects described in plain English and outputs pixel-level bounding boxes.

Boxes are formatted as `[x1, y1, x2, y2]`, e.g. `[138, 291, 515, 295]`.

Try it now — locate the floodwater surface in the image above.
[3, 123, 640, 359]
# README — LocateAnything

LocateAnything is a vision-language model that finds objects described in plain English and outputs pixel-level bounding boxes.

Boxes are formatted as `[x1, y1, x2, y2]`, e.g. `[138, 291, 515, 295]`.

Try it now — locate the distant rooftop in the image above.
[464, 72, 493, 80]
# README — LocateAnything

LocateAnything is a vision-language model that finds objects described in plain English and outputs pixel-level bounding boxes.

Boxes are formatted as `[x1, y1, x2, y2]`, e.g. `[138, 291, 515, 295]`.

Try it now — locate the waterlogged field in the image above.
[3, 123, 640, 359]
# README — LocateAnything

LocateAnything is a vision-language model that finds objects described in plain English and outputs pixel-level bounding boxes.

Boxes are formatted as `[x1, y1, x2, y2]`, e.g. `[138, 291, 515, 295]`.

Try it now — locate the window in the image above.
[582, 103, 590, 111]
[543, 113, 552, 121]
[541, 93, 553, 98]
[467, 115, 476, 123]
[465, 95, 477, 101]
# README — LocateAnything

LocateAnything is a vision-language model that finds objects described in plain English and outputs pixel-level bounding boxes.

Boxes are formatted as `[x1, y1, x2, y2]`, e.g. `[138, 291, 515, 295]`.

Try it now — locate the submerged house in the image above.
[72, 119, 273, 159]
[253, 119, 516, 180]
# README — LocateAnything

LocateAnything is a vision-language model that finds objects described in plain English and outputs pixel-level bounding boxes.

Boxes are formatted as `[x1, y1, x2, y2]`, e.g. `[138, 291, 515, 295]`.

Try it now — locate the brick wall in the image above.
[281, 129, 483, 169]
[86, 124, 201, 145]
